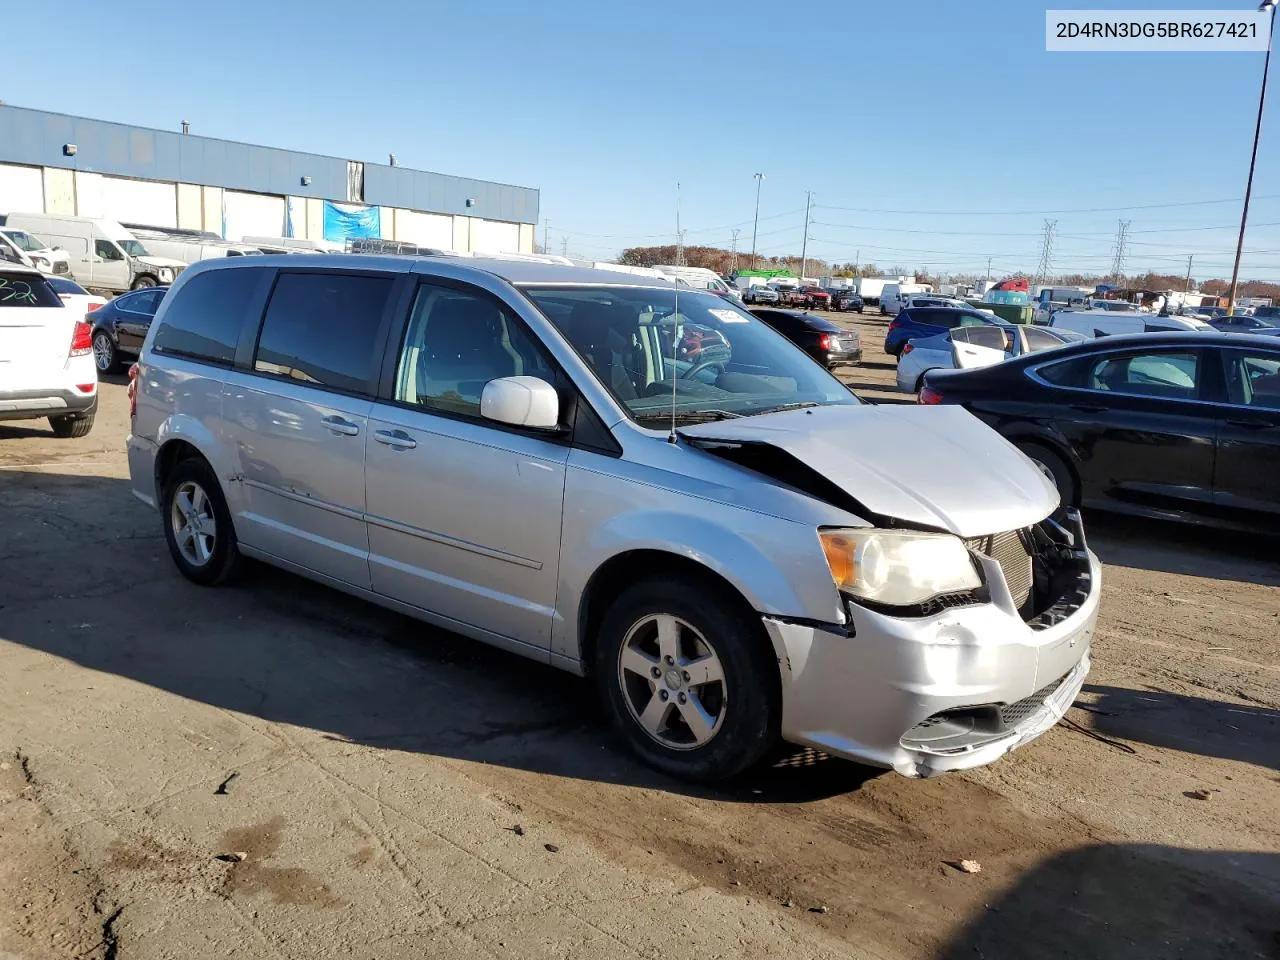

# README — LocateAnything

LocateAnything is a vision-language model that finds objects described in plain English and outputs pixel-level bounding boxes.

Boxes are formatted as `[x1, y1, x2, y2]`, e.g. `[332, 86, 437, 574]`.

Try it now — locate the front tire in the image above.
[594, 577, 778, 782]
[160, 457, 242, 586]
[48, 412, 94, 438]
[92, 331, 119, 374]
[131, 275, 158, 290]
[1016, 442, 1077, 507]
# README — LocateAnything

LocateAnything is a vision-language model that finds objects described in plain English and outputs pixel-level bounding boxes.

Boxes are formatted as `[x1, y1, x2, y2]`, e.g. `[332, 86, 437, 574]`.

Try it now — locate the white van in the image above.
[1046, 310, 1212, 339]
[0, 214, 187, 293]
[652, 264, 741, 300]
[879, 283, 933, 316]
[242, 236, 345, 255]
[128, 228, 262, 265]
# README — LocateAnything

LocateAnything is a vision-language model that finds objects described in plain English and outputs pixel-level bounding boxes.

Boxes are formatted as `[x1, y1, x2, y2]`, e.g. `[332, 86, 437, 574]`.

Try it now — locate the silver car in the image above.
[127, 256, 1099, 782]
[896, 324, 1085, 394]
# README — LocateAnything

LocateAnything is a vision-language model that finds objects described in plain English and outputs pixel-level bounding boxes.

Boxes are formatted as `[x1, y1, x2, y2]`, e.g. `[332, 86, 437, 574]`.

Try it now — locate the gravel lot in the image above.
[1, 311, 1277, 960]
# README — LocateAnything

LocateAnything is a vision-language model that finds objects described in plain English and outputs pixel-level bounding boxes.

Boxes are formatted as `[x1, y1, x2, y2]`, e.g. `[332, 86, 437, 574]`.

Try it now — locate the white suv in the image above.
[0, 263, 98, 437]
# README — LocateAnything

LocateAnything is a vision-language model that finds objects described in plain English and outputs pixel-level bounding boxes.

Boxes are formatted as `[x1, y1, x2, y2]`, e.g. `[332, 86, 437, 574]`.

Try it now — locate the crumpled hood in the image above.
[138, 255, 186, 270]
[680, 404, 1058, 537]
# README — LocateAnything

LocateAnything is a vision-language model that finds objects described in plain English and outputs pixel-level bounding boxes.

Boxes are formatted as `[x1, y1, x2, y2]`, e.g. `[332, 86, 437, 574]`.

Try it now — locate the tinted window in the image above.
[254, 272, 394, 394]
[395, 283, 555, 417]
[1223, 350, 1280, 409]
[119, 289, 162, 315]
[48, 276, 89, 296]
[956, 326, 1011, 351]
[0, 271, 62, 307]
[1022, 326, 1070, 353]
[153, 267, 268, 365]
[1083, 351, 1200, 400]
[1037, 356, 1092, 387]
[913, 309, 960, 328]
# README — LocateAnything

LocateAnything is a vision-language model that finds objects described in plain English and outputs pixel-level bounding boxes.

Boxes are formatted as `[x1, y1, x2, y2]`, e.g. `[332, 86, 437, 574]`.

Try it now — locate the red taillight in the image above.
[918, 385, 944, 405]
[128, 362, 140, 417]
[902, 343, 914, 355]
[888, 318, 900, 330]
[818, 333, 833, 350]
[70, 320, 92, 356]
[75, 383, 96, 393]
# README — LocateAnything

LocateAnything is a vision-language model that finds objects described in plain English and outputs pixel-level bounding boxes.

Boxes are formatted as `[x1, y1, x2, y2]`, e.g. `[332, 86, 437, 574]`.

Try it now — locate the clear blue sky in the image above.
[4, 0, 1279, 281]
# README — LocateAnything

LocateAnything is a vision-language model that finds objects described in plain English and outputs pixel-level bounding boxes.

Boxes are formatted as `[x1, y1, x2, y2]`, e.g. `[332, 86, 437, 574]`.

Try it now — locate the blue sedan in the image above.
[883, 305, 1001, 357]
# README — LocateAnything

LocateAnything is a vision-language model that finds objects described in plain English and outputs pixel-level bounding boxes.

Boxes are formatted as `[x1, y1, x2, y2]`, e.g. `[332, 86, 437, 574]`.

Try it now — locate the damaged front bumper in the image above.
[762, 513, 1100, 778]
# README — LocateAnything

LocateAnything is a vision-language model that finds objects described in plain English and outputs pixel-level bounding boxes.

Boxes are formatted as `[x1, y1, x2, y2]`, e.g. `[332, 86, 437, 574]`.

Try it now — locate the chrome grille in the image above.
[966, 529, 1033, 610]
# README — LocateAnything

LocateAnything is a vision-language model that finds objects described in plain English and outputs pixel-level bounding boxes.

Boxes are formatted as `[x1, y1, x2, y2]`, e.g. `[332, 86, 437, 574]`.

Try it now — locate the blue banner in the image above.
[322, 201, 381, 242]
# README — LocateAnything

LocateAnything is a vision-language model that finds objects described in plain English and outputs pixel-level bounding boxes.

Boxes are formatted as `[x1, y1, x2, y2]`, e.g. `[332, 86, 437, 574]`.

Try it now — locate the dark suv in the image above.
[831, 289, 864, 313]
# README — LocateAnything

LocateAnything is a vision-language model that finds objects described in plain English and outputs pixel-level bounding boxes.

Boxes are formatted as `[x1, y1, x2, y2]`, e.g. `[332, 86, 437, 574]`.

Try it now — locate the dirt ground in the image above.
[1, 311, 1277, 960]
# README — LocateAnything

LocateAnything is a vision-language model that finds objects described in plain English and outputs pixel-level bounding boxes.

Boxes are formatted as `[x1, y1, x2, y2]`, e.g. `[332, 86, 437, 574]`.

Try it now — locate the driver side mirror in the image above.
[481, 376, 560, 430]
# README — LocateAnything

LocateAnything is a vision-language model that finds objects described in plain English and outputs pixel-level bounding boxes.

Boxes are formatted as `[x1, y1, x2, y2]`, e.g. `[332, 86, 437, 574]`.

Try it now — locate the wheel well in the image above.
[578, 550, 769, 678]
[1014, 438, 1081, 506]
[154, 440, 206, 496]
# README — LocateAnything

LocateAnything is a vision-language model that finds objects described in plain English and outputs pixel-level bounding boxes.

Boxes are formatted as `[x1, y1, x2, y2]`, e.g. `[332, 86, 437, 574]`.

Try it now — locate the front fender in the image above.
[553, 500, 843, 663]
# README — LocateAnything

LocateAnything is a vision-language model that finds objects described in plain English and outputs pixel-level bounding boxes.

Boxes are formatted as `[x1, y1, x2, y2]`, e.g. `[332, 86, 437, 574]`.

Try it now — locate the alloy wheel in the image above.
[170, 480, 217, 567]
[93, 333, 113, 372]
[617, 613, 727, 750]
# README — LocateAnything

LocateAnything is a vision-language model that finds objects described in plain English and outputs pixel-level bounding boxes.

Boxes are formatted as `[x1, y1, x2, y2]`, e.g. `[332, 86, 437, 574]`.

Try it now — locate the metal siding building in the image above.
[0, 105, 538, 250]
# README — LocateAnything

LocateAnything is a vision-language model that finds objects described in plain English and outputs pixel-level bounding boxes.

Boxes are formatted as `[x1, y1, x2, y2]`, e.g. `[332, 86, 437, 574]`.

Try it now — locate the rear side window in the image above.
[152, 267, 268, 365]
[0, 271, 62, 307]
[254, 272, 395, 394]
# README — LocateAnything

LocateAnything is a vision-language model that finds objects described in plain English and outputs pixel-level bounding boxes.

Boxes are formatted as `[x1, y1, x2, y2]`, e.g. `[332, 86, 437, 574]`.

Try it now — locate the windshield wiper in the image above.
[751, 401, 823, 416]
[635, 409, 744, 425]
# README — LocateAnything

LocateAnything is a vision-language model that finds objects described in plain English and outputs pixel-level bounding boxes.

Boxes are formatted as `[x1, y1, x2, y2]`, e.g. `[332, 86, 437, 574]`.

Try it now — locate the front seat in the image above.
[418, 296, 518, 406]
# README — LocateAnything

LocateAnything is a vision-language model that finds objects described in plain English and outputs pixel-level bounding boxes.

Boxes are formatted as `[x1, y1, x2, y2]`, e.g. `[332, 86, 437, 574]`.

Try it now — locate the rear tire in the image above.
[93, 331, 119, 374]
[594, 577, 778, 782]
[1016, 442, 1077, 507]
[48, 412, 94, 438]
[160, 456, 242, 586]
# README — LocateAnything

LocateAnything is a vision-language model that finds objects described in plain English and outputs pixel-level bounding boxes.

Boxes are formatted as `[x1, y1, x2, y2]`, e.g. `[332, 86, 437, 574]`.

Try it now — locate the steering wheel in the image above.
[686, 356, 727, 381]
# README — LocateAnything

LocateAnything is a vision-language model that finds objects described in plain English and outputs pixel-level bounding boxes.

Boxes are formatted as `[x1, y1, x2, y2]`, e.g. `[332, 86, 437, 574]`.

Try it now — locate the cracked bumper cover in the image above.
[762, 548, 1100, 778]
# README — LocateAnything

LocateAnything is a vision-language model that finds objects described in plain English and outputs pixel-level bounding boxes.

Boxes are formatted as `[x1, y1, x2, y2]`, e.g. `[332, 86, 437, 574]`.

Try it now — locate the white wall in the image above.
[472, 219, 521, 254]
[518, 223, 535, 254]
[0, 163, 44, 214]
[100, 176, 177, 228]
[222, 191, 285, 241]
[177, 183, 202, 231]
[74, 172, 105, 218]
[43, 168, 74, 214]
[397, 209, 455, 249]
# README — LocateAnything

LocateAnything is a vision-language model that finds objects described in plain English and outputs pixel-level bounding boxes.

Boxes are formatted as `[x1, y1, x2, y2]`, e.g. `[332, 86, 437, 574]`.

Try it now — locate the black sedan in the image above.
[830, 289, 864, 313]
[748, 308, 862, 368]
[90, 286, 168, 374]
[919, 332, 1280, 531]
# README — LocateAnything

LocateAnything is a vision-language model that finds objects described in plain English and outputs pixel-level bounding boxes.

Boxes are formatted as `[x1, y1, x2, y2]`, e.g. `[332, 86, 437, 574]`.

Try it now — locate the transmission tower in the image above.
[730, 228, 741, 272]
[1034, 219, 1057, 284]
[1110, 219, 1131, 281]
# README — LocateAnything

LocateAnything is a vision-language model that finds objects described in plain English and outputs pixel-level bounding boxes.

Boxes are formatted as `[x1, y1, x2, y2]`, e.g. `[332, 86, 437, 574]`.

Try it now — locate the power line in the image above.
[814, 194, 1280, 217]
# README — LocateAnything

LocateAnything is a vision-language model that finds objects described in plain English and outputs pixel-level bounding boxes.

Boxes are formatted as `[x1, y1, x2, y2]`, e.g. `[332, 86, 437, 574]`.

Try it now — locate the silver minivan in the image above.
[126, 255, 1100, 782]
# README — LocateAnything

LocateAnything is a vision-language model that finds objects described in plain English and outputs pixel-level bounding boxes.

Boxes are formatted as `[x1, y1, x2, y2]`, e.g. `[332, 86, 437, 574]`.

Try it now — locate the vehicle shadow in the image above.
[937, 843, 1280, 960]
[0, 423, 56, 440]
[0, 470, 880, 805]
[1084, 513, 1280, 587]
[1082, 684, 1279, 771]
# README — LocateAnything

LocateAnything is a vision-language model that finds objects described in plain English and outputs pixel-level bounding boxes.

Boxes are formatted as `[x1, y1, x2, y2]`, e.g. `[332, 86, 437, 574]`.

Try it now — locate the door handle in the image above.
[321, 415, 360, 437]
[1225, 418, 1274, 429]
[374, 429, 417, 449]
[1069, 404, 1107, 415]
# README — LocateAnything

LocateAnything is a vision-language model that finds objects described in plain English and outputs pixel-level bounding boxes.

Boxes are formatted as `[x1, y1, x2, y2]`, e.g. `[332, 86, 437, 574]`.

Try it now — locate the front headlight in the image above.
[32, 255, 49, 268]
[819, 528, 982, 607]
[158, 268, 174, 281]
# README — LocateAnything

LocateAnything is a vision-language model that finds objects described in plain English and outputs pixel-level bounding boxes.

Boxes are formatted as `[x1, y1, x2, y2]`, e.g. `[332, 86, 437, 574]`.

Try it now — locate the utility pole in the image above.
[751, 173, 764, 267]
[1110, 219, 1131, 282]
[730, 228, 741, 272]
[561, 236, 568, 258]
[543, 218, 550, 256]
[1034, 220, 1057, 284]
[986, 256, 992, 282]
[854, 249, 860, 276]
[1229, 1, 1277, 313]
[1184, 254, 1194, 293]
[799, 191, 812, 281]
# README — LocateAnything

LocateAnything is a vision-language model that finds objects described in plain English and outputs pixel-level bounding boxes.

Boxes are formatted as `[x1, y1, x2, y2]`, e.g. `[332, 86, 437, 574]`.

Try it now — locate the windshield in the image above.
[523, 286, 859, 424]
[118, 238, 150, 257]
[3, 230, 45, 252]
